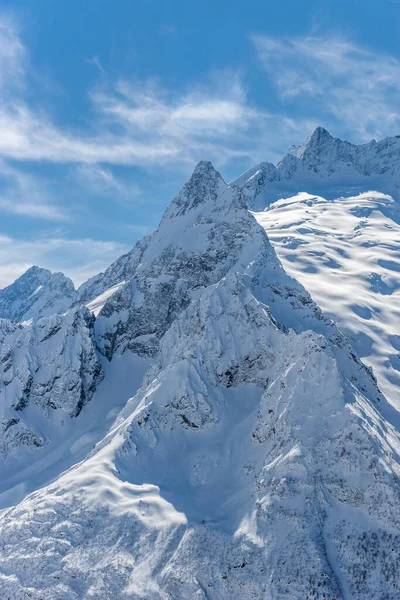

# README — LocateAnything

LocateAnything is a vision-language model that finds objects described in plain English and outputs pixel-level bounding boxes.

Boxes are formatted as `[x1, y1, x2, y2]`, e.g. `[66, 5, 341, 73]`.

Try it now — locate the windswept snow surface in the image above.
[255, 191, 400, 411]
[1, 154, 400, 599]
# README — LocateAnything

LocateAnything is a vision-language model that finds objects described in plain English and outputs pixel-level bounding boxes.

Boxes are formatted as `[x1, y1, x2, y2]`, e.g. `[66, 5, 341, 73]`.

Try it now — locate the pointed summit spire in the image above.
[191, 160, 219, 176]
[286, 126, 335, 160]
[165, 160, 227, 220]
[309, 126, 332, 140]
[302, 126, 334, 151]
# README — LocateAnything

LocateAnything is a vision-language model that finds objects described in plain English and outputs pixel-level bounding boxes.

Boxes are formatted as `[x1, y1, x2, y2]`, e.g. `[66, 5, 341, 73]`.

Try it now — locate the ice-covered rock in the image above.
[0, 229, 399, 599]
[91, 162, 282, 359]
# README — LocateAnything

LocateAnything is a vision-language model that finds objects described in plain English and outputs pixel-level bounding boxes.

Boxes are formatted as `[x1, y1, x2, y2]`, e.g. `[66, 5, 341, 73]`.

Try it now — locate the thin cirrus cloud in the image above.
[0, 14, 262, 168]
[1, 13, 400, 169]
[0, 160, 68, 221]
[89, 76, 264, 164]
[0, 77, 264, 167]
[0, 14, 315, 169]
[73, 164, 142, 202]
[252, 35, 400, 140]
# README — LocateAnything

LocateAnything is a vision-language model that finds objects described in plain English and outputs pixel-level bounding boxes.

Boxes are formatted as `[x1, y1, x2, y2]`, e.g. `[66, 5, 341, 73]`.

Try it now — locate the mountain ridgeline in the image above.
[0, 129, 400, 599]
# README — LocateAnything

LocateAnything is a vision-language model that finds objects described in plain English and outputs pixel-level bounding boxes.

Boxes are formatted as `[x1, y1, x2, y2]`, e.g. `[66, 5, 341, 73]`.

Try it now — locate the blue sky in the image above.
[0, 0, 398, 287]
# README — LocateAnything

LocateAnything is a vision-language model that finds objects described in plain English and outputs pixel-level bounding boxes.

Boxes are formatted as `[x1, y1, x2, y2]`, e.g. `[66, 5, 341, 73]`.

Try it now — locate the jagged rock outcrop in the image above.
[0, 307, 102, 462]
[91, 161, 282, 360]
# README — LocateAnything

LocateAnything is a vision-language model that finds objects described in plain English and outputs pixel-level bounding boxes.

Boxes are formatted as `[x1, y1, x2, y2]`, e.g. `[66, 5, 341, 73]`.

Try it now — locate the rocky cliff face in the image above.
[0, 307, 102, 465]
[283, 126, 400, 182]
[88, 161, 283, 360]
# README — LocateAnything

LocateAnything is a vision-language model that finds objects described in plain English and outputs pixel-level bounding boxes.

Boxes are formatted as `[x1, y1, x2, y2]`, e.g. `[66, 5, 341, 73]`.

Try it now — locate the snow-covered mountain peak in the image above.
[288, 125, 335, 159]
[192, 159, 218, 175]
[2, 168, 400, 597]
[164, 160, 228, 220]
[0, 265, 75, 323]
[278, 126, 364, 178]
[282, 127, 400, 183]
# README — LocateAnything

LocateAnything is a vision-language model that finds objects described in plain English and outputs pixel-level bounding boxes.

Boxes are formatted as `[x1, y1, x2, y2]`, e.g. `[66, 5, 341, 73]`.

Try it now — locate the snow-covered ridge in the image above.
[73, 127, 400, 311]
[232, 127, 400, 208]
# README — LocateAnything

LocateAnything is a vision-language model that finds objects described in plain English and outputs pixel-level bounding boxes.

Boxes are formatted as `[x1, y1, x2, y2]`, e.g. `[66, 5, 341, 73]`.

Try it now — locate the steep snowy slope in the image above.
[0, 266, 75, 323]
[1, 161, 400, 599]
[255, 191, 400, 411]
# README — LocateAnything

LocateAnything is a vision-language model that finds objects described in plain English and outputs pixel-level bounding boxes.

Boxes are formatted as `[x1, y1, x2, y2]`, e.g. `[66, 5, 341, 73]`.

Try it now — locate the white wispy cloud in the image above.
[0, 160, 68, 220]
[0, 13, 312, 170]
[89, 73, 264, 164]
[86, 55, 105, 74]
[156, 24, 176, 36]
[0, 15, 259, 167]
[1, 13, 399, 171]
[73, 164, 142, 202]
[0, 13, 25, 91]
[253, 35, 400, 140]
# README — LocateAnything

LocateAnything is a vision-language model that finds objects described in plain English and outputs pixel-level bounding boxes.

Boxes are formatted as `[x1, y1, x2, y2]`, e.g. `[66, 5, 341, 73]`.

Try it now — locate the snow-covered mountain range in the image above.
[1, 129, 400, 599]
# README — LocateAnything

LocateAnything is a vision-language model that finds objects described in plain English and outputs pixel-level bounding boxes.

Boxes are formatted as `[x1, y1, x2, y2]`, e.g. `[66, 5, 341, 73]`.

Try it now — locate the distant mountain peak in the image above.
[0, 266, 75, 322]
[21, 265, 51, 277]
[192, 159, 218, 175]
[233, 129, 400, 209]
[287, 126, 336, 160]
[309, 125, 332, 139]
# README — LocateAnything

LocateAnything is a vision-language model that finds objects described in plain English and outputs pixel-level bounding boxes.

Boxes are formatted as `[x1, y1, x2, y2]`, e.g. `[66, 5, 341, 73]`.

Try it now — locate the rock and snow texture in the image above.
[0, 308, 103, 475]
[255, 191, 400, 412]
[0, 152, 400, 599]
[0, 266, 75, 323]
[232, 127, 400, 209]
[88, 160, 285, 360]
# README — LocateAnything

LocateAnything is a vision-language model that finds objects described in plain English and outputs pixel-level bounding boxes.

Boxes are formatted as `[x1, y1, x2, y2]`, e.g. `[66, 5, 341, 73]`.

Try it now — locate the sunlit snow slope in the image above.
[255, 191, 400, 410]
